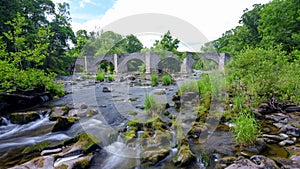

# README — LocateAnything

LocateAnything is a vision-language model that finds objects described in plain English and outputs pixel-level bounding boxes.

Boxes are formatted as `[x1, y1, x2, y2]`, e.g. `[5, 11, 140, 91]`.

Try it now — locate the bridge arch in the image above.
[157, 57, 181, 73]
[118, 53, 146, 73]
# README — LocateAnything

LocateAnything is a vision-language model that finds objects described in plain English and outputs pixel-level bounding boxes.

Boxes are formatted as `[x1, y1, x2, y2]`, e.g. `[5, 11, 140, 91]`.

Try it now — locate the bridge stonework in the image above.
[74, 52, 230, 74]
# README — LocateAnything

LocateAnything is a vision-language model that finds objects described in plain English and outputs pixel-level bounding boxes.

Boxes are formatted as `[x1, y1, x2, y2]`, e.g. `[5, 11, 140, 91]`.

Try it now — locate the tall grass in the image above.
[178, 81, 199, 96]
[151, 73, 158, 86]
[144, 94, 158, 110]
[162, 74, 172, 85]
[231, 112, 261, 146]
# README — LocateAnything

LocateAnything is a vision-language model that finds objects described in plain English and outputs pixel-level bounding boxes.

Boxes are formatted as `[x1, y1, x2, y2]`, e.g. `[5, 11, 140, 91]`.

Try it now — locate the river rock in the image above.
[141, 148, 170, 164]
[41, 148, 62, 156]
[279, 139, 294, 146]
[279, 124, 300, 137]
[241, 139, 266, 156]
[265, 114, 286, 122]
[187, 122, 208, 139]
[9, 156, 55, 169]
[181, 92, 199, 104]
[10, 111, 40, 124]
[215, 156, 236, 169]
[54, 154, 94, 169]
[173, 139, 196, 166]
[59, 133, 101, 157]
[226, 156, 279, 169]
[262, 134, 286, 142]
[102, 86, 111, 92]
[51, 106, 69, 118]
[290, 155, 300, 167]
[273, 157, 294, 169]
[51, 116, 78, 132]
[250, 155, 280, 168]
[285, 106, 300, 112]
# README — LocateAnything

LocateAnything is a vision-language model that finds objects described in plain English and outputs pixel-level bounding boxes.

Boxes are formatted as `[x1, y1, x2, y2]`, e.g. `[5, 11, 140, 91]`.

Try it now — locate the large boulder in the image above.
[10, 111, 40, 124]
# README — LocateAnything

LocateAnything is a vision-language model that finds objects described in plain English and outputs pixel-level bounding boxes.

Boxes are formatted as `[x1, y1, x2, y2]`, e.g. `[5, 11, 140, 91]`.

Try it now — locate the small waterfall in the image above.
[0, 117, 11, 125]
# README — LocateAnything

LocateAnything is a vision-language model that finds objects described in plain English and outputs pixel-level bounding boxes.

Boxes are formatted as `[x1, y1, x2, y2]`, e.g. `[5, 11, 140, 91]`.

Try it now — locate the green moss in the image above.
[141, 131, 151, 138]
[86, 109, 98, 117]
[127, 119, 143, 131]
[173, 140, 196, 166]
[122, 130, 136, 142]
[10, 111, 40, 124]
[75, 133, 101, 152]
[145, 115, 167, 131]
[163, 110, 170, 116]
[51, 117, 79, 132]
[63, 133, 102, 154]
[22, 142, 51, 154]
[129, 97, 138, 102]
[55, 164, 68, 169]
[129, 110, 138, 116]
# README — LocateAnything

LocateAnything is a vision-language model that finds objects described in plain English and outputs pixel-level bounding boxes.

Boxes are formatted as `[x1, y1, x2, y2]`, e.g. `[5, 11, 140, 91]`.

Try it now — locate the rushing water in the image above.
[0, 73, 230, 168]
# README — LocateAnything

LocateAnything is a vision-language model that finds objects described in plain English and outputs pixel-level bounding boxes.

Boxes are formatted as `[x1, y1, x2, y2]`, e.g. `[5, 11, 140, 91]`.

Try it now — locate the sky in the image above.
[52, 0, 271, 51]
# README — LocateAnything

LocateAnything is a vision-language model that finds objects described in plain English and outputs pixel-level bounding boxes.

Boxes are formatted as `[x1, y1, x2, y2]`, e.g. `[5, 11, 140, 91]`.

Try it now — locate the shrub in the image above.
[196, 74, 212, 97]
[107, 74, 114, 82]
[162, 74, 172, 85]
[226, 47, 300, 104]
[231, 112, 261, 146]
[96, 72, 105, 82]
[151, 73, 158, 86]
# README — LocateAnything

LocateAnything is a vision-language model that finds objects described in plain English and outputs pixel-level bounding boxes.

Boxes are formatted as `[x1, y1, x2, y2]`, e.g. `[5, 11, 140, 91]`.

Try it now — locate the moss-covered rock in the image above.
[122, 130, 136, 143]
[127, 119, 143, 131]
[85, 109, 98, 118]
[145, 116, 167, 131]
[173, 139, 196, 166]
[22, 142, 51, 154]
[141, 148, 170, 164]
[60, 133, 101, 157]
[163, 110, 170, 116]
[215, 156, 237, 169]
[50, 107, 69, 119]
[10, 111, 40, 124]
[9, 156, 55, 169]
[51, 117, 79, 132]
[187, 122, 208, 139]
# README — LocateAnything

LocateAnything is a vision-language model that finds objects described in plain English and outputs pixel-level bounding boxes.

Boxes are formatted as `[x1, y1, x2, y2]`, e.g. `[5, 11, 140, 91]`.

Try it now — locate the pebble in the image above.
[279, 140, 294, 146]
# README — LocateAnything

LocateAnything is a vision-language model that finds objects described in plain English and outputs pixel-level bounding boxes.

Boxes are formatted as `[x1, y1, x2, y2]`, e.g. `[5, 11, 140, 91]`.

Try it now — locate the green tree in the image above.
[0, 13, 63, 95]
[258, 0, 300, 52]
[153, 31, 180, 52]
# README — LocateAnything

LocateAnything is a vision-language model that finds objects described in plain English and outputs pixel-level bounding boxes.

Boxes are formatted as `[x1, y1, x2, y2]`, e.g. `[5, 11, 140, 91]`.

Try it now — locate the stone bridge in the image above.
[74, 52, 230, 74]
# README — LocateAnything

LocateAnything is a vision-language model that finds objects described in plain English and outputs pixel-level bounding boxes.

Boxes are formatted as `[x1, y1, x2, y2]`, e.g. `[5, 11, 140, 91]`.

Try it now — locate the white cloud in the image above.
[71, 15, 103, 33]
[79, 0, 98, 8]
[51, 0, 72, 4]
[98, 0, 271, 41]
[69, 0, 271, 51]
